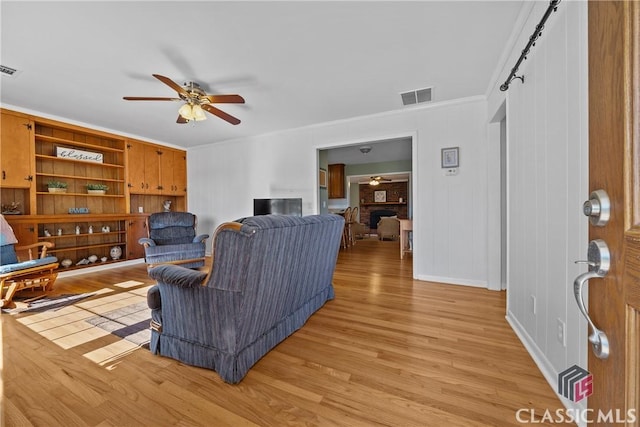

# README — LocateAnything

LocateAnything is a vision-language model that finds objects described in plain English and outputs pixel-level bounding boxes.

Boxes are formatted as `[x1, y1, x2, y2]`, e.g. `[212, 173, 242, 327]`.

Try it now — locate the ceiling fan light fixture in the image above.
[178, 103, 194, 120]
[369, 179, 380, 186]
[192, 104, 207, 121]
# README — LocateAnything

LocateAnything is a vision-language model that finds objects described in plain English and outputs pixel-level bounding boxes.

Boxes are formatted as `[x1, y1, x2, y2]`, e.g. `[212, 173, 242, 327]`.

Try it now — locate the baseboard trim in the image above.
[505, 311, 586, 424]
[415, 274, 487, 288]
[58, 258, 145, 278]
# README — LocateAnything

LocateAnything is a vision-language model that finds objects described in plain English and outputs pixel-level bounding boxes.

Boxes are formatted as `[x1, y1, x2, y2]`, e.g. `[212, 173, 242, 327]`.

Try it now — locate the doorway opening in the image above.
[317, 135, 416, 276]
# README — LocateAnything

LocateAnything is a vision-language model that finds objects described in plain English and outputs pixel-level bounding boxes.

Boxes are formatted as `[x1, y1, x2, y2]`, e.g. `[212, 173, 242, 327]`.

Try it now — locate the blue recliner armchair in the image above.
[138, 212, 209, 269]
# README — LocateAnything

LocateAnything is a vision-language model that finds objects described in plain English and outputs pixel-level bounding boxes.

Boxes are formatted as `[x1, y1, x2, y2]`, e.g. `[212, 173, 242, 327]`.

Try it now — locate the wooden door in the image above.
[0, 111, 33, 188]
[587, 0, 639, 420]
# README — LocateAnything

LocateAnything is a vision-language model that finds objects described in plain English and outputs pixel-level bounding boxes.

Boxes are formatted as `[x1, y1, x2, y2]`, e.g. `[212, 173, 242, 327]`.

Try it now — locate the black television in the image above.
[253, 198, 303, 217]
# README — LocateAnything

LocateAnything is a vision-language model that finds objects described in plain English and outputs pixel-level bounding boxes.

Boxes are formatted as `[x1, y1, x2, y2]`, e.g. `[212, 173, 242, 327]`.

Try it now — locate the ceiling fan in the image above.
[123, 74, 245, 125]
[369, 176, 391, 186]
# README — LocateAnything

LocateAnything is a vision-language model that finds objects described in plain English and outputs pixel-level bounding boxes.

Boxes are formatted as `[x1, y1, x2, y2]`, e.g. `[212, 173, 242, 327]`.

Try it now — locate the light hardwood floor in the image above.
[2, 237, 563, 426]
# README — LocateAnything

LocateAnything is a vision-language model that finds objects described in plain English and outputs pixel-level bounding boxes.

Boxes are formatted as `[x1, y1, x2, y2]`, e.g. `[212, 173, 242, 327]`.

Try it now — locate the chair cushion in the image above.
[0, 244, 18, 265]
[0, 256, 58, 275]
[148, 212, 197, 245]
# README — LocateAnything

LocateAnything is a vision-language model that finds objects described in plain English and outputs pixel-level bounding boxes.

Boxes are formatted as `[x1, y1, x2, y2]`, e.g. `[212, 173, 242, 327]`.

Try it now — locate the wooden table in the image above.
[399, 219, 413, 259]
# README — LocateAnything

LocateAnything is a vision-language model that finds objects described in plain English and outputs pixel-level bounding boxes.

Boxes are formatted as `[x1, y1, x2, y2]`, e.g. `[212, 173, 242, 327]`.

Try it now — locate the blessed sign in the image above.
[56, 147, 103, 163]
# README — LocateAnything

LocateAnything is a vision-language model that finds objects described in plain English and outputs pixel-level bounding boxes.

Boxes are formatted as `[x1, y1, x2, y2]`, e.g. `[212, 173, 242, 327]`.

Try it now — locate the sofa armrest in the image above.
[138, 237, 156, 247]
[148, 264, 207, 288]
[147, 285, 162, 309]
[193, 234, 209, 243]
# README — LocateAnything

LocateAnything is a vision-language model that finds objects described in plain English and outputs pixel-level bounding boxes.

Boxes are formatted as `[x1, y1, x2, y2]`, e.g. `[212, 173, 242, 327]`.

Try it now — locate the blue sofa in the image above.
[146, 214, 344, 383]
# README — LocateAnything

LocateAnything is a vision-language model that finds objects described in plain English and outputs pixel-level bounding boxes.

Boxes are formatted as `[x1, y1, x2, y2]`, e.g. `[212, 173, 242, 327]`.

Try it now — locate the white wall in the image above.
[188, 97, 489, 286]
[486, 1, 588, 414]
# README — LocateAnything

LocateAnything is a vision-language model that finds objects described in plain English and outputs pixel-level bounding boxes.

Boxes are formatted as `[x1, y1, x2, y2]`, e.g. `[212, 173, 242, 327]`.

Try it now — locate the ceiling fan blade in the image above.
[203, 94, 245, 104]
[177, 115, 189, 124]
[123, 97, 181, 101]
[201, 104, 241, 125]
[152, 74, 190, 98]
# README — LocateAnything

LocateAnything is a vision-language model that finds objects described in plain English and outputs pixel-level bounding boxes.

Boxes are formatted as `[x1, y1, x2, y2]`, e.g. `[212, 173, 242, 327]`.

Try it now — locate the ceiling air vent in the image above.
[0, 65, 20, 77]
[400, 87, 432, 106]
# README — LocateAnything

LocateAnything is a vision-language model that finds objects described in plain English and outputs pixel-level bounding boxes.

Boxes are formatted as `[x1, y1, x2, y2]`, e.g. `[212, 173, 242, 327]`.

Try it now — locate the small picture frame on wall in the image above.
[441, 147, 459, 168]
[319, 168, 327, 188]
[374, 190, 387, 203]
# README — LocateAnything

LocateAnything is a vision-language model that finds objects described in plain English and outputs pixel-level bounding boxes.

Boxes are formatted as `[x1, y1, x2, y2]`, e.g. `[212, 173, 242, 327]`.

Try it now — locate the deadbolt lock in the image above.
[583, 189, 610, 226]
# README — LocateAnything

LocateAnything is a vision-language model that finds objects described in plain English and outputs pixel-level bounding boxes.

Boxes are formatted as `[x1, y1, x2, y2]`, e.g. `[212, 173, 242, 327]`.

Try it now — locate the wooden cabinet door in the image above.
[7, 221, 37, 247]
[158, 149, 187, 195]
[172, 150, 187, 195]
[328, 163, 345, 199]
[126, 140, 147, 194]
[158, 147, 174, 194]
[126, 140, 160, 194]
[144, 144, 161, 194]
[1, 111, 33, 188]
[126, 217, 147, 259]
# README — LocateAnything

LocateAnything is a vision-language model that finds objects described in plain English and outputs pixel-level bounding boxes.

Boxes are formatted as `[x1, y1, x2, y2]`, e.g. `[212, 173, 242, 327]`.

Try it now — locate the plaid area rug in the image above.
[85, 301, 150, 346]
[2, 293, 96, 314]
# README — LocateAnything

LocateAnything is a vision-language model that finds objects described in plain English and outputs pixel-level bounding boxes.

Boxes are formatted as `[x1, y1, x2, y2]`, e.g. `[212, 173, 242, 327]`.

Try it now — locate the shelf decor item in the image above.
[110, 245, 122, 260]
[1, 201, 21, 215]
[47, 180, 68, 193]
[56, 146, 103, 163]
[87, 183, 108, 195]
[68, 207, 90, 214]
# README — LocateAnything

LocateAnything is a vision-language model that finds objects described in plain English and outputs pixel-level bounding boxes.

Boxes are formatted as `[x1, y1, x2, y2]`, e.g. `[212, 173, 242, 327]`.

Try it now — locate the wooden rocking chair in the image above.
[1, 241, 59, 308]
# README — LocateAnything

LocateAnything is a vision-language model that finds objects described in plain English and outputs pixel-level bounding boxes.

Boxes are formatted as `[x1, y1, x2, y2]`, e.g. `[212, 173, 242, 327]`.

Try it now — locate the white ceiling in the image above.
[0, 1, 523, 149]
[326, 137, 412, 165]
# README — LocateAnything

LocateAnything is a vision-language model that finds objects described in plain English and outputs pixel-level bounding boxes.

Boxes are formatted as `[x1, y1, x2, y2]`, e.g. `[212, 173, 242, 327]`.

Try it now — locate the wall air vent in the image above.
[0, 65, 20, 77]
[400, 87, 432, 106]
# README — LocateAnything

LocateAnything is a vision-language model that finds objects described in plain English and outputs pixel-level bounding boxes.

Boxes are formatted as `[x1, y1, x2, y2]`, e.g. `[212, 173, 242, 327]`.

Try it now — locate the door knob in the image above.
[573, 239, 610, 359]
[583, 189, 610, 226]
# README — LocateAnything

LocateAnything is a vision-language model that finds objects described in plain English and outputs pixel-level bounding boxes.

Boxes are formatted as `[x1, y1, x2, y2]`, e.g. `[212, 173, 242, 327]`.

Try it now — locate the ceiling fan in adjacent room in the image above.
[123, 74, 245, 125]
[369, 176, 391, 186]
